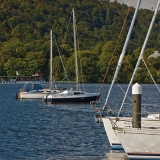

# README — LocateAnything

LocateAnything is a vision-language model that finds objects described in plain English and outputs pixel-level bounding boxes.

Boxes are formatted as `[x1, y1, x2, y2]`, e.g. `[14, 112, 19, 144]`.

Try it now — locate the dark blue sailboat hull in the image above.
[45, 95, 100, 104]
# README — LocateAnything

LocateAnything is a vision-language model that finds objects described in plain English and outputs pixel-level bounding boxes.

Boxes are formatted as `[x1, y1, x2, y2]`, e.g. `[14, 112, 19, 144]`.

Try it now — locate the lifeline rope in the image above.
[58, 11, 72, 62]
[94, 0, 133, 109]
[75, 25, 83, 91]
[53, 33, 70, 84]
[64, 11, 73, 43]
[142, 57, 160, 92]
[116, 82, 132, 101]
[77, 30, 85, 92]
[52, 11, 73, 85]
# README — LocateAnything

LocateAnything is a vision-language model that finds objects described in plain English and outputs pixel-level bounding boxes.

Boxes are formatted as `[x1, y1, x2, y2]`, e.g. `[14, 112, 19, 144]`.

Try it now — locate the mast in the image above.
[118, 0, 160, 116]
[72, 8, 79, 90]
[103, 0, 141, 109]
[49, 29, 52, 89]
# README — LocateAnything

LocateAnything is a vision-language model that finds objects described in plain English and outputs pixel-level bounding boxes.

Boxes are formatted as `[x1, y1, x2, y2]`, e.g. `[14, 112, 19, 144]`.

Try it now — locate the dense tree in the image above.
[0, 0, 160, 83]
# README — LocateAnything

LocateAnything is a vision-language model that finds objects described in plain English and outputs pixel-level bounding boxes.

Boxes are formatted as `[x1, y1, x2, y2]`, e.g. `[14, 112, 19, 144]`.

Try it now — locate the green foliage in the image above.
[118, 55, 133, 83]
[52, 55, 68, 81]
[0, 0, 160, 83]
[97, 40, 119, 82]
[78, 50, 99, 82]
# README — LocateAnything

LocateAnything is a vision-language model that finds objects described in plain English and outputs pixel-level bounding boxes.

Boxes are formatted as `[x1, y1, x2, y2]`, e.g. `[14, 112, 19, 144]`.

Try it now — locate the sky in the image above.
[110, 0, 159, 10]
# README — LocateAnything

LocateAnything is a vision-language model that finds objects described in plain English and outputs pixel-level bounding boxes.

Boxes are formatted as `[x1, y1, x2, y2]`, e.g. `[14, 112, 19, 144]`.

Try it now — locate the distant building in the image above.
[32, 73, 41, 76]
[148, 51, 160, 59]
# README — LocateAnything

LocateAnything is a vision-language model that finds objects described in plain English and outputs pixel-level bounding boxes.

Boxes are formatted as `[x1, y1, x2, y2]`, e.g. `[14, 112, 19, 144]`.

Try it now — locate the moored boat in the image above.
[44, 89, 100, 104]
[16, 30, 61, 99]
[16, 83, 61, 99]
[44, 9, 100, 104]
[114, 117, 160, 159]
[106, 1, 160, 158]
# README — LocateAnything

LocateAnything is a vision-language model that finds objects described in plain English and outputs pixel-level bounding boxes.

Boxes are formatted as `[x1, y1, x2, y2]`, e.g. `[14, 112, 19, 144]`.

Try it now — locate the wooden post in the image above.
[132, 83, 141, 128]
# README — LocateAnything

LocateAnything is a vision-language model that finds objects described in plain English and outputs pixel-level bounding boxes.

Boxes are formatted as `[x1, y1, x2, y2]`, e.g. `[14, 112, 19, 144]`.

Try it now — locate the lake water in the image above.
[0, 83, 159, 160]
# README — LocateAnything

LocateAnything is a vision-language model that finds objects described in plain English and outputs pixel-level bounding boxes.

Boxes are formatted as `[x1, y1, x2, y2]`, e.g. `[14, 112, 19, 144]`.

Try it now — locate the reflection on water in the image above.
[104, 150, 129, 160]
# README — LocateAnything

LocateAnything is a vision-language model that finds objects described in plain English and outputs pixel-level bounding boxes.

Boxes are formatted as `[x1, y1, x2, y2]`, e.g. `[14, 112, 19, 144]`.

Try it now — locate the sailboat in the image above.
[102, 0, 160, 158]
[93, 0, 142, 124]
[16, 30, 61, 99]
[112, 1, 160, 159]
[100, 0, 142, 149]
[44, 9, 100, 104]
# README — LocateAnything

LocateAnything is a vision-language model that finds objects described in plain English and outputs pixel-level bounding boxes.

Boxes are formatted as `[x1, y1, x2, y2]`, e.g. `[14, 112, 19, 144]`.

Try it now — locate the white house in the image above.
[148, 51, 160, 59]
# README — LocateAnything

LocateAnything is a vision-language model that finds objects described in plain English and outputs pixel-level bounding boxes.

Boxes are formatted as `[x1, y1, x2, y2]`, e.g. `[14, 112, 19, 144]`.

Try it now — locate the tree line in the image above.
[0, 0, 160, 83]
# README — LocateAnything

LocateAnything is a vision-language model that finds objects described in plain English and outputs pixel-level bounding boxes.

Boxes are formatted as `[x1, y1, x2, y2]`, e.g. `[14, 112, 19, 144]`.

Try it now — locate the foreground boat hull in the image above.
[127, 153, 160, 160]
[116, 130, 160, 159]
[102, 116, 159, 150]
[102, 117, 123, 150]
[114, 118, 160, 159]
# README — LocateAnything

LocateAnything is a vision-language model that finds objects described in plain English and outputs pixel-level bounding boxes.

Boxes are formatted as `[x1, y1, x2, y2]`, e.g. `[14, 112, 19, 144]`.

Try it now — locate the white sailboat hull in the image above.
[102, 116, 159, 150]
[18, 92, 47, 99]
[17, 90, 61, 99]
[114, 118, 160, 159]
[102, 117, 122, 150]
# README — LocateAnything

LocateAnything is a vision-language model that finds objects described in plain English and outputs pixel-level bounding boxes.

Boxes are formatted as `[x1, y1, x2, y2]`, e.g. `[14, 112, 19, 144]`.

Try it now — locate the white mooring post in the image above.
[132, 83, 142, 128]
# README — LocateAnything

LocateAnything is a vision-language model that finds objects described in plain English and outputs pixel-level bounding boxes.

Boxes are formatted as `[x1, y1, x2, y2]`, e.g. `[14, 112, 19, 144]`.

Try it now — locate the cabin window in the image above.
[74, 92, 84, 95]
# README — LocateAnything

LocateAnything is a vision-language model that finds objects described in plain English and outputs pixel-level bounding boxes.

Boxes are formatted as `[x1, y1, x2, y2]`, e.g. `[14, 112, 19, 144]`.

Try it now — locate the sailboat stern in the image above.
[16, 92, 21, 99]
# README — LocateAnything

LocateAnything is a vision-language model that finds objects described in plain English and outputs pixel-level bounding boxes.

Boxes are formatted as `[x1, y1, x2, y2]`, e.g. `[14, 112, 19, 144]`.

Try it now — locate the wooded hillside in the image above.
[0, 0, 160, 83]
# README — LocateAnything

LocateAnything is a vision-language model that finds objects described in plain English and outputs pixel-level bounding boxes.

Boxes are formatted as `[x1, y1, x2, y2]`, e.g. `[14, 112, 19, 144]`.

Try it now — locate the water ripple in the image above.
[0, 83, 158, 159]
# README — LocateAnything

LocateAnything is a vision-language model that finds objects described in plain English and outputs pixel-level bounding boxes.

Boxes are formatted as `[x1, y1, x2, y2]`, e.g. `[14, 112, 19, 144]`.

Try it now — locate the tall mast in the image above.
[118, 0, 160, 116]
[49, 29, 52, 89]
[103, 0, 141, 109]
[72, 8, 79, 90]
